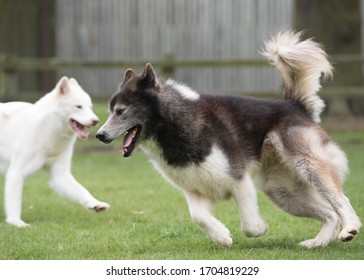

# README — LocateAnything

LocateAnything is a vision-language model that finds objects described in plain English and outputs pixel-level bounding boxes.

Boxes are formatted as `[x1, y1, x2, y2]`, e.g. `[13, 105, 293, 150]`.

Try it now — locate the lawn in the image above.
[0, 103, 363, 260]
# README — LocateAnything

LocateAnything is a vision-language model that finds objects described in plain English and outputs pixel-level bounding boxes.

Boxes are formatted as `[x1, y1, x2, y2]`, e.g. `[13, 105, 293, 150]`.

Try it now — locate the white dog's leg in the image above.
[184, 190, 232, 247]
[48, 147, 109, 212]
[5, 158, 43, 227]
[232, 175, 268, 237]
[0, 160, 9, 174]
[49, 170, 110, 211]
[5, 171, 28, 227]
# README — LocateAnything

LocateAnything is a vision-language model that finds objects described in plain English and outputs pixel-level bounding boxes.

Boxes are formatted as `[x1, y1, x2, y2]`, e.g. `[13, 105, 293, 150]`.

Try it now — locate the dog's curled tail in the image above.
[262, 31, 333, 123]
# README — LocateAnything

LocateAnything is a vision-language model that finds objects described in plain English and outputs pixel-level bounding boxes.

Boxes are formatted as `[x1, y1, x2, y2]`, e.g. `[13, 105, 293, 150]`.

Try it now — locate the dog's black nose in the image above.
[96, 131, 106, 141]
[96, 131, 113, 144]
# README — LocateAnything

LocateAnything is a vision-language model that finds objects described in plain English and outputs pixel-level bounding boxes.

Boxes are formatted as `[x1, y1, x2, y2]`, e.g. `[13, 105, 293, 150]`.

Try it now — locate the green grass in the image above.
[0, 103, 363, 259]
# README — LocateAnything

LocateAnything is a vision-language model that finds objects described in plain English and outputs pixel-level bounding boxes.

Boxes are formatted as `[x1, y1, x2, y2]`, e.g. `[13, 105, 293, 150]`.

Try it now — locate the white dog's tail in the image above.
[262, 31, 333, 123]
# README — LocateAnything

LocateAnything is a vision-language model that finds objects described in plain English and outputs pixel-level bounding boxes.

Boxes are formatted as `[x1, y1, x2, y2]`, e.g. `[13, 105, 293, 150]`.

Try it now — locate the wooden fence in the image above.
[55, 0, 294, 98]
[1, 54, 364, 115]
[0, 54, 269, 99]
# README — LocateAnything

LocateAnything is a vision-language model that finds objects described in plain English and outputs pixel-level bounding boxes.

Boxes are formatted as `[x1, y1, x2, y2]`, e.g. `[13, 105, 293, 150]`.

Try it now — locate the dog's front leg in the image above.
[48, 147, 110, 212]
[49, 169, 110, 212]
[184, 190, 232, 247]
[232, 175, 268, 238]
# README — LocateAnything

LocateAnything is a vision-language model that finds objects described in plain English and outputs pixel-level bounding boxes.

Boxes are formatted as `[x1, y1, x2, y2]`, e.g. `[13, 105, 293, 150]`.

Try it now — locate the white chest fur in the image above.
[141, 141, 237, 201]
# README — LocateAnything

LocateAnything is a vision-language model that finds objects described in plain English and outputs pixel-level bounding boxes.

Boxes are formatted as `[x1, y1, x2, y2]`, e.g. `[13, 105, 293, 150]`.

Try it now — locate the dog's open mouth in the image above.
[70, 119, 90, 139]
[121, 125, 142, 157]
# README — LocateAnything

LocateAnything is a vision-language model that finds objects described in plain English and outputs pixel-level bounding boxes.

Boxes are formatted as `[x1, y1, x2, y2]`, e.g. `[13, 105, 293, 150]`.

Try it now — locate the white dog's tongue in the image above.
[77, 128, 89, 139]
[70, 120, 89, 139]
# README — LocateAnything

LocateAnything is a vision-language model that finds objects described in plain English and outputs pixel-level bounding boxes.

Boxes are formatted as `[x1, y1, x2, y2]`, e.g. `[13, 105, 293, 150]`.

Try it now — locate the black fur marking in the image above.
[110, 76, 313, 180]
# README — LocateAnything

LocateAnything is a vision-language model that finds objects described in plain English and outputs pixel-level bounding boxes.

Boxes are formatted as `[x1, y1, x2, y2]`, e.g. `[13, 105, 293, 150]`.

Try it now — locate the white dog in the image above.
[0, 77, 110, 227]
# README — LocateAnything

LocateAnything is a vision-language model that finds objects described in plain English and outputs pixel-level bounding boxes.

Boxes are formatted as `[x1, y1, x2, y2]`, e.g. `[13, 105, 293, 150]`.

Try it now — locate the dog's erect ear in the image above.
[69, 77, 80, 86]
[122, 69, 137, 85]
[56, 76, 70, 95]
[138, 63, 159, 88]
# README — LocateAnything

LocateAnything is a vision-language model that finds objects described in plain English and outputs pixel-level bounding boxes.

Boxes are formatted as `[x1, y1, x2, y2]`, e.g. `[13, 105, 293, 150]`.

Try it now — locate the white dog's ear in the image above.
[69, 77, 80, 86]
[56, 76, 70, 95]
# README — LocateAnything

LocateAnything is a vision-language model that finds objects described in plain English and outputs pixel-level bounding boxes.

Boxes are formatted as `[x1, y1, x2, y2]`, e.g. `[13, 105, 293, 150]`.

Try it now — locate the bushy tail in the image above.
[262, 31, 333, 123]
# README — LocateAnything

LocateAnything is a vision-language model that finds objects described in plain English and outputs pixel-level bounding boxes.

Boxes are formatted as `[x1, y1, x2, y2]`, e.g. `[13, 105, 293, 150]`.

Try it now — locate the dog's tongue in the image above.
[70, 120, 89, 139]
[121, 129, 137, 156]
[77, 129, 89, 139]
[123, 132, 133, 148]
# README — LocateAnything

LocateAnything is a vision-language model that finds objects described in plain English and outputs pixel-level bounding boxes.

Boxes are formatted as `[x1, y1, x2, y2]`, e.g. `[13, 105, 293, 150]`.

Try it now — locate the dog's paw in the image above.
[6, 218, 30, 228]
[243, 220, 269, 238]
[299, 238, 329, 249]
[211, 234, 233, 247]
[339, 226, 360, 242]
[208, 227, 233, 247]
[88, 201, 110, 212]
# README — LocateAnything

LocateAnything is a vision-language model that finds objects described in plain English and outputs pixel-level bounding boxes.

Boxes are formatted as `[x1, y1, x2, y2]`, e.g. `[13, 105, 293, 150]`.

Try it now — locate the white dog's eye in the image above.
[75, 105, 83, 109]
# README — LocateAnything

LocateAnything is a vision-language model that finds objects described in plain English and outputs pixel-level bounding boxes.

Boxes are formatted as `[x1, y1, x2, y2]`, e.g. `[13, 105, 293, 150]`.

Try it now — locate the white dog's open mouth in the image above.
[70, 119, 90, 139]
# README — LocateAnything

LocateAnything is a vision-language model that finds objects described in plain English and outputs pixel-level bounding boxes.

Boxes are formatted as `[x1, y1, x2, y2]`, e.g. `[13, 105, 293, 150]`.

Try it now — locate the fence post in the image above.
[0, 53, 6, 100]
[0, 53, 18, 101]
[160, 53, 175, 78]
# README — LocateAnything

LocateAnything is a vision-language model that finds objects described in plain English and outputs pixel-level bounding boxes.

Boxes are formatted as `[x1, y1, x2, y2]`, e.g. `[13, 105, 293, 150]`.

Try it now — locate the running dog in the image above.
[96, 31, 361, 248]
[0, 77, 110, 227]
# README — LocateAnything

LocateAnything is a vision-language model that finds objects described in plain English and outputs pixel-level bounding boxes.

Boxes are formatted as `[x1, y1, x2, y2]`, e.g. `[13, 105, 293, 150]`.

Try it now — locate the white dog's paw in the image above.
[339, 226, 360, 242]
[243, 219, 269, 238]
[208, 227, 233, 247]
[6, 218, 30, 228]
[87, 201, 110, 212]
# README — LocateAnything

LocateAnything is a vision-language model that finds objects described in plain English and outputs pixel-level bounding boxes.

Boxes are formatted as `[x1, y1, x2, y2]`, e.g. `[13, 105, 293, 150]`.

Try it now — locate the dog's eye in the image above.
[75, 105, 83, 109]
[115, 108, 124, 116]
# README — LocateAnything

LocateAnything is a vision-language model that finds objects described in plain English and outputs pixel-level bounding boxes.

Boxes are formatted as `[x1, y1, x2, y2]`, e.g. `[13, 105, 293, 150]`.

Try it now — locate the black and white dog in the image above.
[96, 31, 361, 248]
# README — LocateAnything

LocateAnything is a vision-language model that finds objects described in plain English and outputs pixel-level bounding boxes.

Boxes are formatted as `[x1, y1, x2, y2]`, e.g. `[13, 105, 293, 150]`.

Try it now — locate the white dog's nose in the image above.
[91, 118, 99, 126]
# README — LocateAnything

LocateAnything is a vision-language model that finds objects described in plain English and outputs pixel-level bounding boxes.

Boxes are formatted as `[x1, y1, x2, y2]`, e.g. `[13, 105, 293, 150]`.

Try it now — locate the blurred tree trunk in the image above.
[295, 0, 363, 87]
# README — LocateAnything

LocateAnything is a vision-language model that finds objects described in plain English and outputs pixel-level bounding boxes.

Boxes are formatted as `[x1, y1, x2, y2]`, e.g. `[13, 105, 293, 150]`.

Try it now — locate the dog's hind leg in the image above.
[5, 171, 28, 227]
[261, 174, 340, 249]
[184, 190, 233, 247]
[286, 129, 361, 243]
[263, 128, 361, 247]
[0, 159, 9, 174]
[232, 174, 268, 238]
[262, 137, 340, 249]
[5, 156, 44, 227]
[294, 161, 361, 243]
